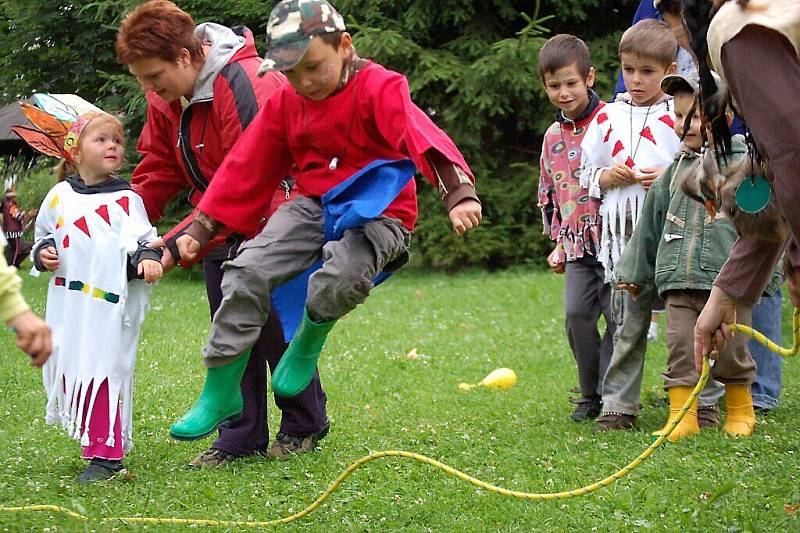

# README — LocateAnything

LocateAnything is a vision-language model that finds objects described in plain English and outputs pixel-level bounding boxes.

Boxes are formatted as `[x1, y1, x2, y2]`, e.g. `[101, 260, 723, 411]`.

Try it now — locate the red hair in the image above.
[116, 0, 203, 64]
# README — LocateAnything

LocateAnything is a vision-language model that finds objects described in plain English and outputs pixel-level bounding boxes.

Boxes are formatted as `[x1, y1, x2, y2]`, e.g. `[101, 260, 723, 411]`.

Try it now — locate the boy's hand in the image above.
[637, 167, 663, 191]
[138, 259, 164, 284]
[176, 234, 201, 262]
[39, 246, 59, 271]
[617, 282, 639, 296]
[146, 238, 176, 272]
[449, 199, 482, 236]
[547, 246, 565, 274]
[600, 164, 636, 189]
[8, 310, 52, 366]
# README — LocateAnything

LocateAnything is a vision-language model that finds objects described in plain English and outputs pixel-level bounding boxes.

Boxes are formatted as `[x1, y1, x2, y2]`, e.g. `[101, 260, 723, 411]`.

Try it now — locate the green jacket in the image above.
[615, 137, 782, 297]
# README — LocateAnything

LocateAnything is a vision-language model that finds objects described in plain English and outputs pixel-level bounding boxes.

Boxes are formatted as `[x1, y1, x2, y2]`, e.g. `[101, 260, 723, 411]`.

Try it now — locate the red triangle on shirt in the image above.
[95, 204, 111, 226]
[625, 156, 636, 168]
[116, 196, 129, 215]
[640, 126, 656, 145]
[659, 115, 675, 129]
[612, 140, 624, 157]
[62, 234, 70, 248]
[603, 126, 613, 143]
[74, 216, 91, 237]
[597, 112, 609, 124]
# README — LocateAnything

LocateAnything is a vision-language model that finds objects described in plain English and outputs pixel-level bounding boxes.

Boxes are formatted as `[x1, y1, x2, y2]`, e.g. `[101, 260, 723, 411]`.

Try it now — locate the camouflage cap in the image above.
[257, 0, 347, 76]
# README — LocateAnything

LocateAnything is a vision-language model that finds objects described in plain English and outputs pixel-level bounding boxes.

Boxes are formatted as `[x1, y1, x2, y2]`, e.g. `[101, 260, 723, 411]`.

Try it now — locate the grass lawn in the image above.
[1, 266, 799, 531]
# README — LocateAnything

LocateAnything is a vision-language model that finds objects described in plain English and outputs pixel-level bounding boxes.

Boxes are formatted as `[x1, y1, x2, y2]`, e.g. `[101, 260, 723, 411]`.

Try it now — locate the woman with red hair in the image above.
[116, 0, 329, 467]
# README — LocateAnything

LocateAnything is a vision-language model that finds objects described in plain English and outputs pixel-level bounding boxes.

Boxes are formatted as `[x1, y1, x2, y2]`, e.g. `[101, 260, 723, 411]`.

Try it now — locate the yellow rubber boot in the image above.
[652, 386, 699, 442]
[723, 384, 756, 436]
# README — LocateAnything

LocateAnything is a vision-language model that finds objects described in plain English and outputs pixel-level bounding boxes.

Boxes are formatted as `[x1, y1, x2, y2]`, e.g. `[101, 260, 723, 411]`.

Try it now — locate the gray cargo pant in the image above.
[600, 285, 723, 416]
[204, 195, 411, 366]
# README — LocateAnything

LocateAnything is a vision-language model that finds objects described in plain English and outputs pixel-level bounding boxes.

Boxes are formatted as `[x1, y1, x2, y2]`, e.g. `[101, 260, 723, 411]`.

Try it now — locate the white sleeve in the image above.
[579, 116, 610, 199]
[30, 187, 58, 268]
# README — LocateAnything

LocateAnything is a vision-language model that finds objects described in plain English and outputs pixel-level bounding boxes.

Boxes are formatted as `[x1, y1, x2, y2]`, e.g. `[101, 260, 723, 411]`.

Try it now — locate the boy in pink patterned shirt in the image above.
[536, 34, 615, 421]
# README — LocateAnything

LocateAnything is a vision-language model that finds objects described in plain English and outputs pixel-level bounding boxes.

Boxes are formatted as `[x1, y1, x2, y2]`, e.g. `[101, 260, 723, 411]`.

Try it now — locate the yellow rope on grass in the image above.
[2, 309, 797, 528]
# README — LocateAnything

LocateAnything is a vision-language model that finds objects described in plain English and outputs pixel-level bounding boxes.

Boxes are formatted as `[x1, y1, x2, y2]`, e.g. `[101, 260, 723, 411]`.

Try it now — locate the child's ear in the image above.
[666, 61, 677, 75]
[586, 66, 596, 88]
[340, 32, 353, 55]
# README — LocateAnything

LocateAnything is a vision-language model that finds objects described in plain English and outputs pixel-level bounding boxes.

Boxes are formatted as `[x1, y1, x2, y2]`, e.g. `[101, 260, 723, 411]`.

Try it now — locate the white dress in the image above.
[32, 178, 157, 452]
[579, 95, 681, 282]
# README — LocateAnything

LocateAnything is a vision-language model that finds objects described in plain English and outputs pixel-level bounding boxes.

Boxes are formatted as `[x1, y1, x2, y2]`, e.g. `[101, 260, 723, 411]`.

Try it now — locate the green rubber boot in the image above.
[169, 350, 250, 440]
[272, 310, 337, 398]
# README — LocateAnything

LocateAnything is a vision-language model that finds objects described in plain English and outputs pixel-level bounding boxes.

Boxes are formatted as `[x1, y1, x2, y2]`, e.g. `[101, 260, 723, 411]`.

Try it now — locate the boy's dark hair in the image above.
[655, 0, 682, 16]
[537, 34, 592, 81]
[619, 19, 678, 68]
[318, 31, 344, 50]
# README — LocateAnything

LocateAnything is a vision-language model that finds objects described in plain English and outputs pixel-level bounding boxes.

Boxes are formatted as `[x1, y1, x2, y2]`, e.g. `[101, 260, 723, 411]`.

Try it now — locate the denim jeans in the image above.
[750, 292, 783, 410]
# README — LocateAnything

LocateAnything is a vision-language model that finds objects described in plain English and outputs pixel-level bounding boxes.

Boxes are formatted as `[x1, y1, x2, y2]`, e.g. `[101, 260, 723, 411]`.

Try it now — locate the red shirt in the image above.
[199, 61, 474, 235]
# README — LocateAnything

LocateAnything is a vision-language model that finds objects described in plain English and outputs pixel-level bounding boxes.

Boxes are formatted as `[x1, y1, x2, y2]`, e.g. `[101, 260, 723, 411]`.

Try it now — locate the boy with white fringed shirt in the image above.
[579, 19, 681, 430]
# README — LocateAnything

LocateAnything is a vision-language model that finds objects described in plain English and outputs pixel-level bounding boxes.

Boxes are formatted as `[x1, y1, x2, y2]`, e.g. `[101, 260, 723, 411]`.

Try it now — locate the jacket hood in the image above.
[191, 23, 249, 103]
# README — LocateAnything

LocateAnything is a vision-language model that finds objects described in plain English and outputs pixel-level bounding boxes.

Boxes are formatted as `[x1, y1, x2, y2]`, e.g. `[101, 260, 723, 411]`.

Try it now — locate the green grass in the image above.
[1, 267, 799, 531]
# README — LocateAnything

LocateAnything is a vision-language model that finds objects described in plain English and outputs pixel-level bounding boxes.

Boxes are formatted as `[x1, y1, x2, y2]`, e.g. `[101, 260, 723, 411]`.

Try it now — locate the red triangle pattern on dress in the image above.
[96, 204, 111, 226]
[597, 112, 609, 124]
[624, 156, 635, 168]
[62, 234, 70, 248]
[603, 126, 613, 143]
[116, 196, 129, 215]
[612, 140, 624, 157]
[659, 115, 674, 129]
[640, 126, 656, 145]
[74, 216, 91, 237]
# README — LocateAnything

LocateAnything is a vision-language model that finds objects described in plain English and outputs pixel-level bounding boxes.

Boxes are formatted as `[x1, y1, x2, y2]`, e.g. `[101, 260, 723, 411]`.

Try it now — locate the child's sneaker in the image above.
[593, 412, 636, 431]
[77, 458, 125, 483]
[697, 405, 720, 428]
[188, 447, 239, 468]
[265, 421, 330, 460]
[647, 321, 659, 342]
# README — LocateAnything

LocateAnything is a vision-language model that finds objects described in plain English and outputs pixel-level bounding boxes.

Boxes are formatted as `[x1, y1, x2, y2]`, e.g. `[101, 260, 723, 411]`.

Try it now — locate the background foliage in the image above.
[0, 0, 639, 269]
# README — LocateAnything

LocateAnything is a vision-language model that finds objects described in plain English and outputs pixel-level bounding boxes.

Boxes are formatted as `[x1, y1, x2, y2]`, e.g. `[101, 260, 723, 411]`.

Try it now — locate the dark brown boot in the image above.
[593, 412, 636, 432]
[697, 405, 720, 428]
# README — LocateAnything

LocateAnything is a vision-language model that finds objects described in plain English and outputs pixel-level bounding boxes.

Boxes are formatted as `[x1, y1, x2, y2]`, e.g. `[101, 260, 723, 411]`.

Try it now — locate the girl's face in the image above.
[74, 120, 125, 184]
[673, 92, 703, 151]
[283, 33, 353, 101]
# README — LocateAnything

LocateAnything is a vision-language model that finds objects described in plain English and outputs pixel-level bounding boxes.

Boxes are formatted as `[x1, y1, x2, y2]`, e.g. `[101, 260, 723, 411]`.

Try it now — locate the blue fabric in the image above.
[271, 159, 416, 342]
[750, 292, 783, 409]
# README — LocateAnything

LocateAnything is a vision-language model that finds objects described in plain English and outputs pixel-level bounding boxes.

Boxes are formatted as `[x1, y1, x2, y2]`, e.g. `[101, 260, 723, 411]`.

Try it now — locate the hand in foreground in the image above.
[8, 310, 52, 366]
[146, 238, 176, 272]
[617, 282, 639, 296]
[637, 167, 663, 191]
[449, 199, 482, 236]
[693, 286, 737, 373]
[176, 233, 201, 262]
[600, 164, 636, 189]
[39, 246, 60, 271]
[138, 258, 164, 284]
[547, 246, 565, 274]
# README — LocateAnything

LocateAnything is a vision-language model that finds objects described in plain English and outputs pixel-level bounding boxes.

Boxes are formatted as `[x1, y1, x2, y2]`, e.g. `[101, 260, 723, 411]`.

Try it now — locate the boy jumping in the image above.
[169, 0, 482, 440]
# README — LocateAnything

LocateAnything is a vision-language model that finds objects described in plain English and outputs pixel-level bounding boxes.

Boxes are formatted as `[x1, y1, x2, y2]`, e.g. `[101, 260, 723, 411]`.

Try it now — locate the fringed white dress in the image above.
[32, 178, 156, 453]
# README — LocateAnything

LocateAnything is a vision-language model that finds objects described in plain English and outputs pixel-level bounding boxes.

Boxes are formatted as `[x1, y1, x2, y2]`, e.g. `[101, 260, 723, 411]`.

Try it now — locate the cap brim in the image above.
[660, 74, 696, 96]
[257, 39, 312, 77]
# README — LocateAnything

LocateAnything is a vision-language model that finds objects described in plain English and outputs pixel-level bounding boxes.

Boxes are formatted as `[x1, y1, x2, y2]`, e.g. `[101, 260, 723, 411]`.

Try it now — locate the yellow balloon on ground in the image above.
[479, 368, 517, 389]
[458, 368, 517, 391]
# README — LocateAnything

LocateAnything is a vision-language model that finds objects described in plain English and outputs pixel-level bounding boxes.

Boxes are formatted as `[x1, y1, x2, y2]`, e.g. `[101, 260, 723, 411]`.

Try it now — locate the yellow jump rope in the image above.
[2, 309, 798, 528]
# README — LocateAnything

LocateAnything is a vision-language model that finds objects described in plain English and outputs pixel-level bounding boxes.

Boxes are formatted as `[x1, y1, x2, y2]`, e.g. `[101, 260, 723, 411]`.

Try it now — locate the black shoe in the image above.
[77, 458, 125, 483]
[265, 420, 330, 460]
[571, 401, 602, 421]
[188, 447, 240, 468]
